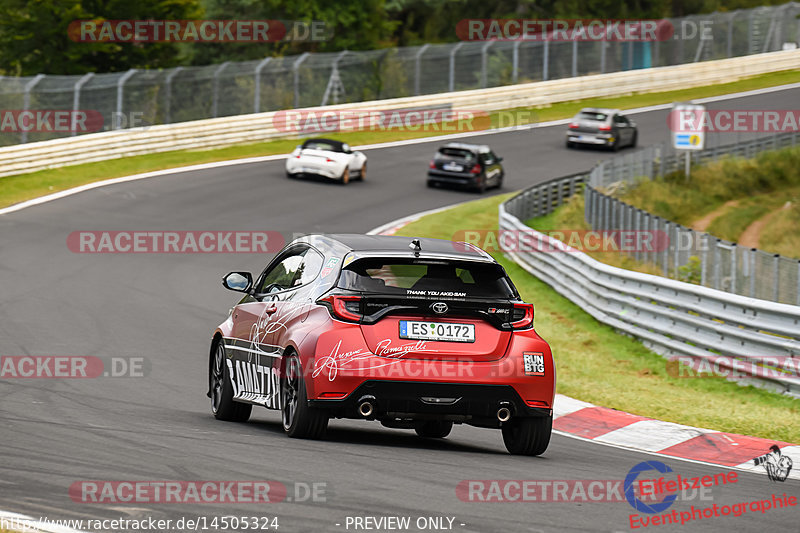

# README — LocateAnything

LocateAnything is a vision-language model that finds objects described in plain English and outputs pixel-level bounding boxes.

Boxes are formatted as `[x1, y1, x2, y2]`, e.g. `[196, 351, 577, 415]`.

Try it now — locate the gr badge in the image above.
[523, 352, 545, 376]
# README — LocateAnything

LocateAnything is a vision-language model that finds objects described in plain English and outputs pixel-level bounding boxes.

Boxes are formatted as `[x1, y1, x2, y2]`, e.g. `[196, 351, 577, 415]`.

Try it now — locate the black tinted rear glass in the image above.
[577, 112, 608, 121]
[303, 140, 343, 152]
[338, 259, 516, 298]
[436, 148, 476, 161]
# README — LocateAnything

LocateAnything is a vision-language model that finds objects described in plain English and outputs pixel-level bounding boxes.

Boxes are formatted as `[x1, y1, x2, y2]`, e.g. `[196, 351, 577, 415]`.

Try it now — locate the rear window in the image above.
[435, 148, 476, 161]
[338, 259, 516, 299]
[302, 140, 343, 152]
[577, 111, 608, 121]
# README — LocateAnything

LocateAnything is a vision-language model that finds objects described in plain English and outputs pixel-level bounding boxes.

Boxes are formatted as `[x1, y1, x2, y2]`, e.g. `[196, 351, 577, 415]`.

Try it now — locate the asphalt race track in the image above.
[1, 86, 799, 533]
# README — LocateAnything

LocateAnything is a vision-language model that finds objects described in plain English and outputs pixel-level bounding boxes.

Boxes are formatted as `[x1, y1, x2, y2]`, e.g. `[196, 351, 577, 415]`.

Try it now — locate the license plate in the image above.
[399, 320, 475, 343]
[443, 162, 464, 172]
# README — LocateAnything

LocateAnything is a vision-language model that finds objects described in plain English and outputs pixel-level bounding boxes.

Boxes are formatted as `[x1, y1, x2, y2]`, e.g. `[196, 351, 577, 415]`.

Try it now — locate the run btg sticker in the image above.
[523, 352, 545, 376]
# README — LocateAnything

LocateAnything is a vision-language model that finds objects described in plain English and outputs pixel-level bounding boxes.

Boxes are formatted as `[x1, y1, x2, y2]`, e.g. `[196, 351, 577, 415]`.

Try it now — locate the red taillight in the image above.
[319, 392, 348, 399]
[318, 295, 362, 322]
[598, 124, 612, 131]
[295, 154, 301, 158]
[526, 400, 549, 407]
[568, 122, 579, 129]
[326, 158, 334, 163]
[510, 303, 534, 329]
[429, 160, 436, 169]
[470, 164, 481, 174]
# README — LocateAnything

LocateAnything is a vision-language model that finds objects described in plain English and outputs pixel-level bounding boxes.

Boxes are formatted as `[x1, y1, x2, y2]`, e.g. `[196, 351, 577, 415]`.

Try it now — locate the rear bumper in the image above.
[427, 170, 481, 187]
[566, 132, 614, 145]
[286, 160, 343, 179]
[309, 380, 552, 422]
[303, 324, 556, 421]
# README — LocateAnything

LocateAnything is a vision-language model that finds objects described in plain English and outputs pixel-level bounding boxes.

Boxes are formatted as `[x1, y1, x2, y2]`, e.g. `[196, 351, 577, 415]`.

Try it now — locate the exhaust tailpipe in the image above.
[497, 402, 512, 422]
[357, 395, 376, 418]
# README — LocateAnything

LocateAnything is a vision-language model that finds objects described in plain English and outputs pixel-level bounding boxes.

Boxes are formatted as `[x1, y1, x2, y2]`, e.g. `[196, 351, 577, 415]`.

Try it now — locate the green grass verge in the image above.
[705, 192, 787, 242]
[4, 69, 800, 209]
[759, 198, 800, 257]
[616, 146, 800, 258]
[394, 193, 799, 443]
[525, 193, 665, 276]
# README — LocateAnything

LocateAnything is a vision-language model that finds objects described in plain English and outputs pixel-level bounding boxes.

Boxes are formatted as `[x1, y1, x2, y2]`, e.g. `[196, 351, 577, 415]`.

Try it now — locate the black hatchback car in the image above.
[427, 143, 504, 192]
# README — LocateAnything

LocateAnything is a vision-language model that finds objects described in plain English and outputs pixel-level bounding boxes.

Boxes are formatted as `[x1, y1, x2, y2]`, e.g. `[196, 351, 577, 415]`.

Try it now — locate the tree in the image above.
[191, 0, 398, 65]
[0, 0, 204, 75]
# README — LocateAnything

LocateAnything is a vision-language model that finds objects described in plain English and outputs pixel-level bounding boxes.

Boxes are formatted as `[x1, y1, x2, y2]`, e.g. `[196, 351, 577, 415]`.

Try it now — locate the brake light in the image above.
[510, 303, 534, 329]
[318, 295, 362, 322]
[326, 158, 334, 163]
[429, 160, 436, 169]
[470, 164, 481, 174]
[598, 124, 612, 131]
[568, 122, 579, 129]
[295, 154, 301, 158]
[526, 400, 550, 408]
[320, 392, 348, 399]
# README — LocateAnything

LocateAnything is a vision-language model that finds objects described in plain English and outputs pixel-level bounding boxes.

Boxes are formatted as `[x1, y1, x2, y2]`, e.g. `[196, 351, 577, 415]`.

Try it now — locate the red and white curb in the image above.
[553, 394, 798, 479]
[370, 207, 799, 480]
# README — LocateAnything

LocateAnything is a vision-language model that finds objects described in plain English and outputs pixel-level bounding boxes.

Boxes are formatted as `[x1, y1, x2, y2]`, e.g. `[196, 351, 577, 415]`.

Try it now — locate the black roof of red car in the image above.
[303, 234, 493, 261]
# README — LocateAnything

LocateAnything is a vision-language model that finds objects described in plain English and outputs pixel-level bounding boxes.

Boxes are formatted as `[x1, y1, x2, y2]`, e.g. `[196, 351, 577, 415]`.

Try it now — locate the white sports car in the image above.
[286, 138, 367, 184]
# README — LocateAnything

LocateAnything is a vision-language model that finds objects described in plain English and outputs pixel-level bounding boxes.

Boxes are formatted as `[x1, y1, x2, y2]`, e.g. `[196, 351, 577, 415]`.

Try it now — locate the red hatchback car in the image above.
[208, 234, 555, 455]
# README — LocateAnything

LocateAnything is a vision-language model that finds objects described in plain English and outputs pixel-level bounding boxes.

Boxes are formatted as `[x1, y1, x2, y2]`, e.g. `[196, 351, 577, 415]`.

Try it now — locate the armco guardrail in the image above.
[1, 49, 799, 179]
[586, 131, 800, 305]
[500, 138, 800, 396]
[499, 202, 800, 397]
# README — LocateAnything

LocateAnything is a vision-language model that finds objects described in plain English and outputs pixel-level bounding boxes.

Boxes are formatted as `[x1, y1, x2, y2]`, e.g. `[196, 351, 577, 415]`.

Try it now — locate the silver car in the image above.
[566, 108, 637, 151]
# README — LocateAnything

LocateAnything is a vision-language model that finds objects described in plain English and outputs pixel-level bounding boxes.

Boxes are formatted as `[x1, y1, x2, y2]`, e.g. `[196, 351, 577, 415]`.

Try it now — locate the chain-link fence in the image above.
[1, 3, 799, 147]
[584, 131, 800, 305]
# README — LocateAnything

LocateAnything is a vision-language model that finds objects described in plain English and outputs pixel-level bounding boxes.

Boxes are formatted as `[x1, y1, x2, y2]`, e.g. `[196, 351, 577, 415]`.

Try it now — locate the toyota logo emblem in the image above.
[431, 302, 448, 314]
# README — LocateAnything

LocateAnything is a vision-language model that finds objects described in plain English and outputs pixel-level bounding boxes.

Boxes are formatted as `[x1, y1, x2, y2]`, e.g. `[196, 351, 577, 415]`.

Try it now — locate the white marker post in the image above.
[671, 103, 706, 181]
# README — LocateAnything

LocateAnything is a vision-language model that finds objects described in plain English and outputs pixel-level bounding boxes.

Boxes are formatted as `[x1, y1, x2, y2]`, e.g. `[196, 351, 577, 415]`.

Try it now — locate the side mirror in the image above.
[497, 156, 504, 162]
[222, 271, 253, 293]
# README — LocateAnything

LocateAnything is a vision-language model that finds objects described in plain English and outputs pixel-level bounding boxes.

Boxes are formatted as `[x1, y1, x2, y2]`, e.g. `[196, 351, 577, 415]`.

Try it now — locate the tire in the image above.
[475, 176, 487, 194]
[210, 339, 252, 422]
[426, 180, 436, 188]
[501, 415, 552, 456]
[359, 163, 367, 181]
[611, 137, 621, 152]
[566, 140, 575, 149]
[496, 173, 504, 189]
[630, 132, 638, 148]
[281, 353, 328, 439]
[339, 168, 349, 185]
[414, 420, 453, 438]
